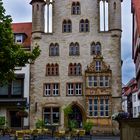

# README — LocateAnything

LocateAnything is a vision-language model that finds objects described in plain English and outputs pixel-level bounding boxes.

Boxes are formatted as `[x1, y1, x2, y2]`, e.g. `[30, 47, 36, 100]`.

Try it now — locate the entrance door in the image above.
[68, 105, 83, 128]
[10, 111, 22, 128]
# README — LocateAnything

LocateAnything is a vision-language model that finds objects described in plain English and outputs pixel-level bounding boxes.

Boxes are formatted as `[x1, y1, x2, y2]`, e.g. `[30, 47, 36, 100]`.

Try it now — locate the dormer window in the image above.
[15, 34, 23, 44]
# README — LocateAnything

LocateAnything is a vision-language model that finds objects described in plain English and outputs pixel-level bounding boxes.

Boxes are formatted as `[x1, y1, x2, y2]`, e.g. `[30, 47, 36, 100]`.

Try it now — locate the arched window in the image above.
[49, 43, 59, 56]
[80, 19, 85, 32]
[67, 20, 72, 32]
[62, 20, 72, 33]
[91, 42, 101, 55]
[80, 19, 89, 32]
[72, 2, 76, 14]
[69, 63, 74, 75]
[99, 0, 109, 31]
[95, 42, 101, 55]
[91, 42, 95, 55]
[76, 63, 82, 75]
[72, 2, 81, 15]
[68, 63, 82, 76]
[45, 1, 53, 33]
[114, 2, 116, 10]
[76, 2, 81, 14]
[37, 4, 39, 11]
[69, 42, 79, 56]
[95, 61, 101, 71]
[46, 63, 59, 76]
[85, 19, 89, 32]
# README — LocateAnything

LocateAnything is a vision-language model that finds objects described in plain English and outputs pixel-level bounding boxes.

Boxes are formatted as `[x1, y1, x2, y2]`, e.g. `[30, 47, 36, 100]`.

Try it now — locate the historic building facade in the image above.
[0, 22, 31, 129]
[30, 0, 122, 134]
[132, 0, 140, 99]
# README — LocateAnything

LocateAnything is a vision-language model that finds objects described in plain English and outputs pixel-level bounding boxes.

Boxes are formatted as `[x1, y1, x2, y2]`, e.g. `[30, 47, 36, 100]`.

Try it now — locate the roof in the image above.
[11, 22, 32, 48]
[122, 77, 138, 96]
[132, 0, 140, 35]
[30, 0, 45, 4]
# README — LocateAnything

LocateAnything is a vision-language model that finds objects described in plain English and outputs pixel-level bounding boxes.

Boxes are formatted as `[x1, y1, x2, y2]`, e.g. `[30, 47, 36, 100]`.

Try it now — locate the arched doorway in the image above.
[68, 105, 83, 128]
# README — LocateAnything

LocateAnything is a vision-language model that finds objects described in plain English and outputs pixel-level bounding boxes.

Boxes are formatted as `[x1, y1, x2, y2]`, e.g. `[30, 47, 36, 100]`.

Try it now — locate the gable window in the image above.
[68, 63, 82, 76]
[49, 43, 59, 56]
[62, 20, 72, 33]
[44, 107, 60, 125]
[69, 42, 80, 56]
[46, 63, 59, 76]
[95, 61, 101, 71]
[44, 83, 59, 96]
[67, 83, 82, 96]
[72, 2, 81, 15]
[88, 96, 110, 117]
[80, 19, 89, 32]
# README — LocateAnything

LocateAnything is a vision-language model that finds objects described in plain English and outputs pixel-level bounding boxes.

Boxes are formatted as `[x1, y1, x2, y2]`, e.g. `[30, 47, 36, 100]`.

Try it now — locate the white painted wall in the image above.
[122, 95, 127, 113]
[15, 64, 30, 127]
[132, 90, 140, 118]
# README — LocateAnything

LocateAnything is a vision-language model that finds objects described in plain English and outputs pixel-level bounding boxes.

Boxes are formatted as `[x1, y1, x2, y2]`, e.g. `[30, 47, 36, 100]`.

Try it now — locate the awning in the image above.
[0, 98, 27, 106]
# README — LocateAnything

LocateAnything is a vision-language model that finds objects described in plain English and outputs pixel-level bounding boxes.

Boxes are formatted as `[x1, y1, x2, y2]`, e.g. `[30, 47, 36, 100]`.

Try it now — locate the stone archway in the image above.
[66, 102, 86, 128]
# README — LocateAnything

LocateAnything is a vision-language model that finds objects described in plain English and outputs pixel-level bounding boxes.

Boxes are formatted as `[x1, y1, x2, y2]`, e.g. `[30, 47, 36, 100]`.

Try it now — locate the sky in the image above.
[3, 0, 135, 85]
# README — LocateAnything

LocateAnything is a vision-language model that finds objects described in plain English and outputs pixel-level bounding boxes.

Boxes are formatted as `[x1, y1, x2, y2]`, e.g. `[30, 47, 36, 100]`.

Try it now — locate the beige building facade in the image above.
[30, 0, 122, 134]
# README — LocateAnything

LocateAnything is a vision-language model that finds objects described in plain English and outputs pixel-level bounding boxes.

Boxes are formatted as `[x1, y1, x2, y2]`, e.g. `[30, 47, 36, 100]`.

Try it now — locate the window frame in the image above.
[44, 83, 60, 97]
[62, 20, 72, 33]
[67, 83, 83, 96]
[46, 63, 59, 76]
[43, 107, 60, 126]
[68, 63, 82, 76]
[88, 96, 110, 117]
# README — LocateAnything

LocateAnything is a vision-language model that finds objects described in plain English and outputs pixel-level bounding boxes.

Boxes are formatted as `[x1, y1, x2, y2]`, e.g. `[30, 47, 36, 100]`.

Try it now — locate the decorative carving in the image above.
[85, 54, 111, 73]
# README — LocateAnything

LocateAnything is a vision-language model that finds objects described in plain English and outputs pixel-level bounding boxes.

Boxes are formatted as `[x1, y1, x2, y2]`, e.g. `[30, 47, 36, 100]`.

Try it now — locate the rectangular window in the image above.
[44, 107, 60, 125]
[67, 83, 82, 96]
[75, 83, 82, 95]
[87, 96, 110, 117]
[0, 85, 8, 95]
[133, 94, 136, 102]
[99, 76, 104, 87]
[133, 107, 137, 117]
[45, 84, 51, 96]
[93, 76, 98, 87]
[88, 76, 94, 87]
[100, 99, 104, 116]
[68, 83, 74, 95]
[104, 76, 109, 87]
[105, 99, 109, 116]
[12, 79, 23, 95]
[88, 99, 93, 116]
[44, 83, 59, 96]
[93, 98, 98, 116]
[53, 84, 59, 96]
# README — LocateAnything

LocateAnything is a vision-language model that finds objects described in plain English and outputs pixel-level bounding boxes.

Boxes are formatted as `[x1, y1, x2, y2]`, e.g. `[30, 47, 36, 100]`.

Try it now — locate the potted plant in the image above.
[83, 121, 93, 135]
[16, 110, 28, 118]
[35, 119, 45, 129]
[68, 120, 78, 131]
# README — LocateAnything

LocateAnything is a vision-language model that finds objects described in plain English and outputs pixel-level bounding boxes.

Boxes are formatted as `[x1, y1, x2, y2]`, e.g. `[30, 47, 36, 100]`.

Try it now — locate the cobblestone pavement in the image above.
[0, 135, 120, 140]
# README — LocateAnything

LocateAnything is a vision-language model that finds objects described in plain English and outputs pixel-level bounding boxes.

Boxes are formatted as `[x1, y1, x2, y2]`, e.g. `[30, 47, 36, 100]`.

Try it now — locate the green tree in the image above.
[0, 0, 40, 85]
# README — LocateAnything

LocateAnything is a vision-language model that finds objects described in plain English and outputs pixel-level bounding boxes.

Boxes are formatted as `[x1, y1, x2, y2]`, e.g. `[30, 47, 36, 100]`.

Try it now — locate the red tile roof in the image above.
[11, 22, 32, 48]
[132, 0, 140, 35]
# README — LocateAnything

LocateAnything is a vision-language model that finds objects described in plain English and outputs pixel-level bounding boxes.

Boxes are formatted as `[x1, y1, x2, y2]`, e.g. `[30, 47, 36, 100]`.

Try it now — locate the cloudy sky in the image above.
[3, 0, 135, 85]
